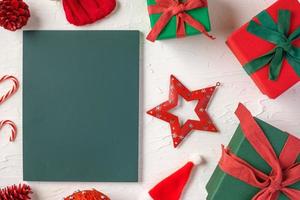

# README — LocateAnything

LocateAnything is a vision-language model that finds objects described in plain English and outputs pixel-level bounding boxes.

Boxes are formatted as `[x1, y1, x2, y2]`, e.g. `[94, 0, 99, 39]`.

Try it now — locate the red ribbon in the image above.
[219, 103, 300, 200]
[147, 0, 215, 42]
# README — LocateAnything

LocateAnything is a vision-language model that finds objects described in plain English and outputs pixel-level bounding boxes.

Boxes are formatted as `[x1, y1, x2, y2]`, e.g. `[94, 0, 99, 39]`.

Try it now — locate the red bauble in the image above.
[0, 0, 30, 31]
[62, 0, 116, 26]
[0, 184, 32, 200]
[64, 189, 110, 200]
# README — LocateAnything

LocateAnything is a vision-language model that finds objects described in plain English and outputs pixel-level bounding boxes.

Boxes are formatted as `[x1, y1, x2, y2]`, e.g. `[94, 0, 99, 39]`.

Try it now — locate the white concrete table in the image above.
[0, 0, 299, 199]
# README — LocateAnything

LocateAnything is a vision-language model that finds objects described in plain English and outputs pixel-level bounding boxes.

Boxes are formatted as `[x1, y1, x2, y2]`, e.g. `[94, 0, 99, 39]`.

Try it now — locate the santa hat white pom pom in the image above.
[189, 154, 203, 165]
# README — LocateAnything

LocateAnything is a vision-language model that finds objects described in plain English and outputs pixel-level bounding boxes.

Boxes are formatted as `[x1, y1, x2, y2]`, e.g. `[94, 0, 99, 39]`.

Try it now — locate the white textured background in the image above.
[0, 0, 299, 199]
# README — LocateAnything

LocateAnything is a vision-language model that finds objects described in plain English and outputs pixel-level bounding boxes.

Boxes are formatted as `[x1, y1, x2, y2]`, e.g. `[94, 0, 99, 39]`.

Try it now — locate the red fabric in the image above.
[149, 162, 195, 200]
[147, 75, 218, 148]
[62, 0, 116, 26]
[226, 0, 300, 99]
[219, 103, 300, 200]
[146, 0, 214, 42]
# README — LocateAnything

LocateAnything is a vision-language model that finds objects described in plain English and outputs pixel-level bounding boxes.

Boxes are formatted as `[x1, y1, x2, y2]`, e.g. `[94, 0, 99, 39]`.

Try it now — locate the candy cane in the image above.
[0, 120, 17, 142]
[0, 75, 19, 105]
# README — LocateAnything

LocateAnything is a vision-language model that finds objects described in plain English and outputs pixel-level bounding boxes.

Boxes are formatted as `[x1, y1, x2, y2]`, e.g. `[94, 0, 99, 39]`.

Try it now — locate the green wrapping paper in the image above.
[206, 118, 300, 200]
[146, 0, 211, 40]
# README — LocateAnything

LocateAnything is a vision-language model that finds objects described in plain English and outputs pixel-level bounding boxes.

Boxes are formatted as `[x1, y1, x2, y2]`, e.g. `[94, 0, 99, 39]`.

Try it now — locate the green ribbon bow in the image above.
[244, 9, 300, 80]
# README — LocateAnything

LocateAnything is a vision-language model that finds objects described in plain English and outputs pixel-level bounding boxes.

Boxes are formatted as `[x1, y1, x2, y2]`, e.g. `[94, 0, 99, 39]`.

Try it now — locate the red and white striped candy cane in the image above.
[0, 75, 19, 105]
[0, 120, 17, 141]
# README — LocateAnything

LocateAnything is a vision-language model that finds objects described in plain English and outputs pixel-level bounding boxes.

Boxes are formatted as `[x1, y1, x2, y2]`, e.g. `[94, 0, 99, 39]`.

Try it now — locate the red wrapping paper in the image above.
[226, 0, 300, 99]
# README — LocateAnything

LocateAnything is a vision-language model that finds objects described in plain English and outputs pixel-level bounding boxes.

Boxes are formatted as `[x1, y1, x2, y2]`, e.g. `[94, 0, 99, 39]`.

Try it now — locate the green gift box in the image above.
[146, 0, 212, 41]
[206, 104, 300, 200]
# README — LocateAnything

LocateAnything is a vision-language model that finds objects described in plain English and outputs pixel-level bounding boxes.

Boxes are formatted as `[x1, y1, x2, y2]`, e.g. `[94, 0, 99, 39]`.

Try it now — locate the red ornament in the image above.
[62, 0, 116, 26]
[0, 184, 32, 200]
[64, 189, 110, 200]
[0, 0, 30, 31]
[147, 75, 219, 148]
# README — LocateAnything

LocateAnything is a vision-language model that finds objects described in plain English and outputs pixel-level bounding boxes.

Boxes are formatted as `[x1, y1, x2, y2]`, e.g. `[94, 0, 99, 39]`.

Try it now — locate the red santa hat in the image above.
[62, 0, 116, 26]
[143, 155, 203, 200]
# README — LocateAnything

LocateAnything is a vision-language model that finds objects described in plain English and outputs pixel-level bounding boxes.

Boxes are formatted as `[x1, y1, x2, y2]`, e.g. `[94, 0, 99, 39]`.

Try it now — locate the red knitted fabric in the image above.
[149, 162, 195, 200]
[62, 0, 116, 26]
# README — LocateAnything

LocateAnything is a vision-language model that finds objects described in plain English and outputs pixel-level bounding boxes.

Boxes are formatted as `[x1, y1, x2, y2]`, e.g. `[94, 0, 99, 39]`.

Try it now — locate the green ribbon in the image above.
[244, 9, 300, 80]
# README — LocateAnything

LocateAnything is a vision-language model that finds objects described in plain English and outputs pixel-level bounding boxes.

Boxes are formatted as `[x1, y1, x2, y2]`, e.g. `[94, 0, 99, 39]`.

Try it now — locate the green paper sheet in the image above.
[23, 31, 140, 182]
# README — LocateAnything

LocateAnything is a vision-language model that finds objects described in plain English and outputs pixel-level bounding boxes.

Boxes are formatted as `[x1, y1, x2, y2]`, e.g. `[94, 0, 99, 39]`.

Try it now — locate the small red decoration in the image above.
[0, 75, 19, 105]
[0, 120, 17, 141]
[147, 75, 219, 148]
[62, 0, 116, 26]
[0, 184, 32, 200]
[64, 189, 110, 200]
[146, 0, 215, 42]
[148, 155, 203, 200]
[0, 0, 30, 31]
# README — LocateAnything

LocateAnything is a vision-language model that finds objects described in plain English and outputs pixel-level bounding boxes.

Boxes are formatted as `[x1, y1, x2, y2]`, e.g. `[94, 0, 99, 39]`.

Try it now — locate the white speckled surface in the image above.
[0, 0, 299, 199]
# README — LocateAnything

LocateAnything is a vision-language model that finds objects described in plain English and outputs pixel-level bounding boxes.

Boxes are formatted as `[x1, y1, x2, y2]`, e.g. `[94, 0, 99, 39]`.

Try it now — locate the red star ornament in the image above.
[147, 75, 219, 148]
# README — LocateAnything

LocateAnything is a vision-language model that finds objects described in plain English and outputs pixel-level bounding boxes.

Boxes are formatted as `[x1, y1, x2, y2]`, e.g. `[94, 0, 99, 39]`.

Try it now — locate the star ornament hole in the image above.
[170, 97, 200, 127]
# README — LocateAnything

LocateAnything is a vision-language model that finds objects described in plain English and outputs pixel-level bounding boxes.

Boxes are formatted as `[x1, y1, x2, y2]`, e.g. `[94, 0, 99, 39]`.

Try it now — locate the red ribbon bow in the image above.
[147, 0, 215, 42]
[219, 103, 300, 200]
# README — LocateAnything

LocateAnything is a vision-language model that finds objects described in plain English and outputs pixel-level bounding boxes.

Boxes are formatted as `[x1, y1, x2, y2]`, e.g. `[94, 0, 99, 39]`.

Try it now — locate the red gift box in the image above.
[226, 0, 300, 99]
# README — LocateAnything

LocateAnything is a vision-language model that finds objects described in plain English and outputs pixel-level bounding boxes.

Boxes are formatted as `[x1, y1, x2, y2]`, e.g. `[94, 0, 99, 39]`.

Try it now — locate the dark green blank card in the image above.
[23, 31, 140, 182]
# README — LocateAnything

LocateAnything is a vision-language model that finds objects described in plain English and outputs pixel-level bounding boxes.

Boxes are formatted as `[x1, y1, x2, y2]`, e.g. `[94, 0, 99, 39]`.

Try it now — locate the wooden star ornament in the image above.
[147, 75, 220, 148]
